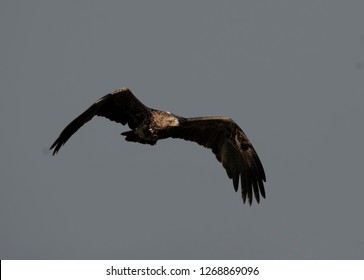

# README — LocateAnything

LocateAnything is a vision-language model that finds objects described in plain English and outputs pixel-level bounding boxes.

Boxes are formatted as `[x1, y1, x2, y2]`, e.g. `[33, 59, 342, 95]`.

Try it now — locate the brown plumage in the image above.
[50, 88, 266, 205]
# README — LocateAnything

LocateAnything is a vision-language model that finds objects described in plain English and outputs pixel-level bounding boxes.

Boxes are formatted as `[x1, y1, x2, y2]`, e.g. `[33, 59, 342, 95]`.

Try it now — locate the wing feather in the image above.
[169, 117, 266, 205]
[50, 88, 150, 155]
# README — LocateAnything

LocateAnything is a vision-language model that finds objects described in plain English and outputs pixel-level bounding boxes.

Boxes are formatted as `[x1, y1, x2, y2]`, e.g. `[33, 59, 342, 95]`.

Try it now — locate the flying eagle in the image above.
[50, 88, 266, 205]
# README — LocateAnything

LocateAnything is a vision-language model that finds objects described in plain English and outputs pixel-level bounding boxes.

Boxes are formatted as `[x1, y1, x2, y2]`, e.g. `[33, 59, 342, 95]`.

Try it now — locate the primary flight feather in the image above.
[50, 88, 266, 205]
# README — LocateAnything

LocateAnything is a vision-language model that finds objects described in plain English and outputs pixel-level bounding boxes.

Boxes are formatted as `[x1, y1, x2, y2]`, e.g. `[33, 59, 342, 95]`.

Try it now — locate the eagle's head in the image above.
[165, 116, 180, 127]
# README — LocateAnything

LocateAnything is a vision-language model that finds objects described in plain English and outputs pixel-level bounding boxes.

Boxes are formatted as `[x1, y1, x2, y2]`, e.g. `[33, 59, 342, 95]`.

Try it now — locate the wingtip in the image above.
[49, 146, 57, 156]
[49, 141, 61, 156]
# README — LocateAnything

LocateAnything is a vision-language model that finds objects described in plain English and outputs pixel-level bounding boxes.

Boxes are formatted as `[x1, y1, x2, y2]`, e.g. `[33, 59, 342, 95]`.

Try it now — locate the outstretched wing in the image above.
[50, 88, 150, 155]
[169, 117, 266, 205]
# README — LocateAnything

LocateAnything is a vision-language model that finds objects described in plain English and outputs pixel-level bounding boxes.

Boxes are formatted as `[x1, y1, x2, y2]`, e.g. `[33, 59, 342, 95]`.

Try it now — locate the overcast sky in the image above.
[1, 1, 364, 259]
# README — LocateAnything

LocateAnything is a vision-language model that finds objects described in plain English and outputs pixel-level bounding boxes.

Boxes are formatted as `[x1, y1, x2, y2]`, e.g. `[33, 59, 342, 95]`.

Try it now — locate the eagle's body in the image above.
[122, 109, 182, 145]
[50, 88, 266, 205]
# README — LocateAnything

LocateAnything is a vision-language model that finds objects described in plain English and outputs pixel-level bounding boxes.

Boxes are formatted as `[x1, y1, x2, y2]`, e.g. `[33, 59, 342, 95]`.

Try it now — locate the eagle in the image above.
[50, 88, 266, 205]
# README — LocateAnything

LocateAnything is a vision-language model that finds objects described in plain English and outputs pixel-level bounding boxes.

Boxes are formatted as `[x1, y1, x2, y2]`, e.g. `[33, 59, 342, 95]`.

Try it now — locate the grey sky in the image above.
[1, 1, 364, 259]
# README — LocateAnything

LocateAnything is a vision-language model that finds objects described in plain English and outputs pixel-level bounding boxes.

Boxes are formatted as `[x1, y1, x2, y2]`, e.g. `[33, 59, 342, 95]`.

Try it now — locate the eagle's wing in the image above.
[169, 117, 266, 205]
[50, 88, 150, 155]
